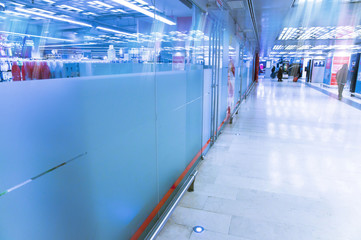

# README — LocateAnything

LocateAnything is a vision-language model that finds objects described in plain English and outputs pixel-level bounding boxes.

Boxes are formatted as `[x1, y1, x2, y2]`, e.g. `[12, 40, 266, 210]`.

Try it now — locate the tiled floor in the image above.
[307, 81, 361, 106]
[156, 78, 361, 240]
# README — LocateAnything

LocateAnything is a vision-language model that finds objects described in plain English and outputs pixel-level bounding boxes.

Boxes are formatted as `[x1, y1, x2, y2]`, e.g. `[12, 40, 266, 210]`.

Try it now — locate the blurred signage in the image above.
[313, 60, 325, 67]
[25, 40, 34, 46]
[330, 56, 350, 85]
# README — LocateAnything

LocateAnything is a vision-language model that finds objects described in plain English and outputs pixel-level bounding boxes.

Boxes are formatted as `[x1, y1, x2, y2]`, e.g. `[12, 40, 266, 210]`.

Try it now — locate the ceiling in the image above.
[0, 0, 195, 56]
[252, 0, 361, 58]
[0, 0, 360, 58]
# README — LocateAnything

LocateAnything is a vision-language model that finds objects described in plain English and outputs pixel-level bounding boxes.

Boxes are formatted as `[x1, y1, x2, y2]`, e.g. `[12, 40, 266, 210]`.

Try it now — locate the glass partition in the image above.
[0, 0, 257, 239]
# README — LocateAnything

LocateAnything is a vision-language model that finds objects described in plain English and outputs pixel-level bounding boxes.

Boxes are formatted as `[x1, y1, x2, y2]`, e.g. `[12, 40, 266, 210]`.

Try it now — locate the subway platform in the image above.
[157, 78, 361, 240]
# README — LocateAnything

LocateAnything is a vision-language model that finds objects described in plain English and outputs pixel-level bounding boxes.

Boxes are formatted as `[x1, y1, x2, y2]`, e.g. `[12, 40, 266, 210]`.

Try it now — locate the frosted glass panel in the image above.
[156, 69, 203, 198]
[0, 74, 158, 240]
[202, 69, 213, 149]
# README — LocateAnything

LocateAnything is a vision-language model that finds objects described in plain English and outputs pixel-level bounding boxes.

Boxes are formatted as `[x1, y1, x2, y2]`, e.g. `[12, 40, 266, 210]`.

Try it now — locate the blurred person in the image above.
[277, 66, 283, 82]
[336, 64, 348, 100]
[271, 66, 276, 78]
[271, 66, 275, 73]
[292, 64, 300, 82]
[305, 65, 310, 82]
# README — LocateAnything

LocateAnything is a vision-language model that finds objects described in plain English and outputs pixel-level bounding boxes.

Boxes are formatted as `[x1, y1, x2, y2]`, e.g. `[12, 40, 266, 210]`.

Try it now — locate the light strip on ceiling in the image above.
[96, 26, 135, 37]
[109, 0, 176, 25]
[15, 7, 92, 27]
[43, 0, 56, 4]
[57, 5, 84, 12]
[93, 1, 114, 8]
[4, 10, 31, 18]
[0, 30, 74, 42]
[40, 42, 98, 48]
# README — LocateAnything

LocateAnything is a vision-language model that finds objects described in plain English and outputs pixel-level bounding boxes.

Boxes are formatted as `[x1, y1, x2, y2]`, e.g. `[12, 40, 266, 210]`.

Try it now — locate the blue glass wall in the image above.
[0, 1, 257, 239]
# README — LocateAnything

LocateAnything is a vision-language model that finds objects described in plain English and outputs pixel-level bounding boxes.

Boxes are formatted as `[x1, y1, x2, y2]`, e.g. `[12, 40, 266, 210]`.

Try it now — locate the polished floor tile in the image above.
[190, 229, 250, 240]
[156, 222, 192, 240]
[178, 192, 209, 210]
[157, 78, 361, 239]
[169, 206, 232, 234]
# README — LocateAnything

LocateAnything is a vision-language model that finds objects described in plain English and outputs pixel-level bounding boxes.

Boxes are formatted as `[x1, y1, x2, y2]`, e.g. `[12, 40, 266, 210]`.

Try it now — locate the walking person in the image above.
[277, 66, 283, 82]
[292, 65, 300, 82]
[271, 66, 276, 79]
[336, 64, 348, 100]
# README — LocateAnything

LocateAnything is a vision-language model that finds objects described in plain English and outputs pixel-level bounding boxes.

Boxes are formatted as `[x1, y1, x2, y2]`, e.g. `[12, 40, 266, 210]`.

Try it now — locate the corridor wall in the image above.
[242, 56, 254, 97]
[0, 1, 258, 239]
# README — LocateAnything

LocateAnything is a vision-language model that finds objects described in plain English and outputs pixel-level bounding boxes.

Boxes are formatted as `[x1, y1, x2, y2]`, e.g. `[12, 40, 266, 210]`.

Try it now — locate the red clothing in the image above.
[24, 62, 35, 80]
[21, 63, 26, 80]
[40, 62, 51, 79]
[12, 62, 21, 81]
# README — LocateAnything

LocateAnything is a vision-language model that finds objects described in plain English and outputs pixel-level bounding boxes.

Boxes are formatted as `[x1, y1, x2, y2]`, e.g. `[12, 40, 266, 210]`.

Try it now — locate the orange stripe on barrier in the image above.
[217, 120, 225, 132]
[131, 139, 211, 240]
[131, 101, 241, 239]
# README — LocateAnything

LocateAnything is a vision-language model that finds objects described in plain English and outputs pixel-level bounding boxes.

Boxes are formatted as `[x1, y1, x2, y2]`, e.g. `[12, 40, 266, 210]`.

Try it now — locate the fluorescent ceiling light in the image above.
[10, 2, 25, 7]
[40, 42, 98, 48]
[93, 1, 114, 8]
[83, 12, 98, 16]
[4, 10, 30, 18]
[109, 0, 176, 25]
[278, 25, 361, 41]
[42, 0, 55, 4]
[96, 26, 135, 37]
[57, 5, 83, 12]
[15, 7, 92, 27]
[110, 9, 127, 13]
[0, 30, 74, 42]
[135, 0, 148, 5]
[30, 7, 56, 15]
